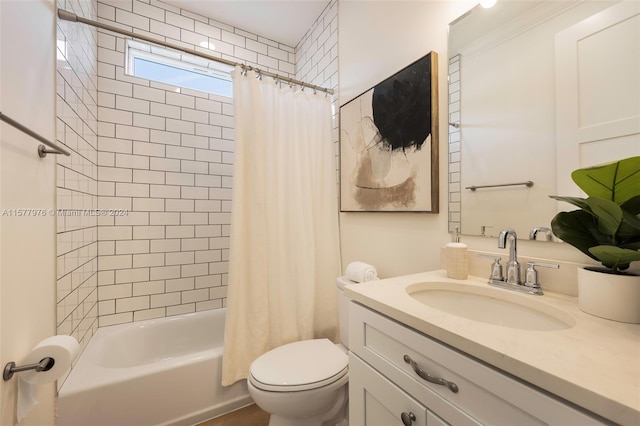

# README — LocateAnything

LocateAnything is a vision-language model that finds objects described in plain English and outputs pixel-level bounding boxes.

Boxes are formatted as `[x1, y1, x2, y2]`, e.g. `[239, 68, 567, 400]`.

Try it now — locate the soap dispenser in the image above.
[446, 226, 468, 279]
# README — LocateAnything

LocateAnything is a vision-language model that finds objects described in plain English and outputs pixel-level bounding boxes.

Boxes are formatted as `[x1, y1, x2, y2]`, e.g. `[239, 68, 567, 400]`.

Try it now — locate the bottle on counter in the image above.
[446, 226, 468, 280]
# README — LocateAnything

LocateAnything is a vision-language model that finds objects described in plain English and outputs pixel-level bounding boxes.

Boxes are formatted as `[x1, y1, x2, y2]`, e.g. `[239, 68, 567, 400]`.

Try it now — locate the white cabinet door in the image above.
[350, 353, 428, 426]
[555, 0, 640, 197]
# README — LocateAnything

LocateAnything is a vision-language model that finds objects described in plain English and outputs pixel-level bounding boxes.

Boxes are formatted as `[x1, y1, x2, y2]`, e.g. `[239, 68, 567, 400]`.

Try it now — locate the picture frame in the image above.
[339, 52, 439, 212]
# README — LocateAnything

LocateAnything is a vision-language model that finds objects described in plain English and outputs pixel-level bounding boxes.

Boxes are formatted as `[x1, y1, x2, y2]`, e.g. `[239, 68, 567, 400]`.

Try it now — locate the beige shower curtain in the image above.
[221, 68, 341, 386]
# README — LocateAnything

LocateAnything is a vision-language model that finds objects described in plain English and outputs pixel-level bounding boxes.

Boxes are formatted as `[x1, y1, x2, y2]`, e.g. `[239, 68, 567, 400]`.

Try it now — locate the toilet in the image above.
[247, 277, 353, 426]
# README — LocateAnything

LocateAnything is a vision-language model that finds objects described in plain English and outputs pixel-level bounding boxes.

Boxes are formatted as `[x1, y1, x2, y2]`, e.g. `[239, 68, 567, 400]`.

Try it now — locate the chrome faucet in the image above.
[498, 228, 521, 285]
[529, 226, 553, 241]
[478, 228, 558, 295]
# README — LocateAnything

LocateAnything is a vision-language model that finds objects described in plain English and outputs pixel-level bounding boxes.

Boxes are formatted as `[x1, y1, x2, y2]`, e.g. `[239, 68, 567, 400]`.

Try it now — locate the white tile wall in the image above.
[95, 0, 298, 326]
[56, 0, 99, 381]
[56, 0, 334, 331]
[294, 0, 339, 180]
[295, 0, 338, 92]
[448, 55, 461, 232]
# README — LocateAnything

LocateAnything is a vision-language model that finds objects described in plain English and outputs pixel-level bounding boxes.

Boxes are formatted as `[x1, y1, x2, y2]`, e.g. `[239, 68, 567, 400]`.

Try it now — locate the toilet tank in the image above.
[336, 276, 355, 348]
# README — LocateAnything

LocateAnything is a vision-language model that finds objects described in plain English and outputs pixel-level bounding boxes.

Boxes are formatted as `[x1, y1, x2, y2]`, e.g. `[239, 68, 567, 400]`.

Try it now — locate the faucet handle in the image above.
[524, 261, 560, 294]
[527, 261, 560, 269]
[477, 254, 504, 283]
[478, 253, 500, 260]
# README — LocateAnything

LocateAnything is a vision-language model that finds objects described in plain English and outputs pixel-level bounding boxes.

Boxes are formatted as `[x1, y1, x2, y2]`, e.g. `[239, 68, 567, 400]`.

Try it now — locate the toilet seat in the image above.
[250, 339, 348, 392]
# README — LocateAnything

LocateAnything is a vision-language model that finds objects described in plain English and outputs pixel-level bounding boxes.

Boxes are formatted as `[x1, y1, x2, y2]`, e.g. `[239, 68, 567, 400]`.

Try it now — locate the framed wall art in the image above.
[340, 52, 439, 212]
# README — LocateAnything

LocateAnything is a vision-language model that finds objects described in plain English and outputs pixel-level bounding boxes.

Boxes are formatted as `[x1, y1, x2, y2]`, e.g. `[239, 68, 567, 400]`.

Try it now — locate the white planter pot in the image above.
[577, 267, 640, 324]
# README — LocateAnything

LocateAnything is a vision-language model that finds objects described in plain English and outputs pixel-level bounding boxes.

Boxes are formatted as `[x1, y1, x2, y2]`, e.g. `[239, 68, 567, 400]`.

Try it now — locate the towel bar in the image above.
[466, 181, 533, 191]
[0, 112, 70, 158]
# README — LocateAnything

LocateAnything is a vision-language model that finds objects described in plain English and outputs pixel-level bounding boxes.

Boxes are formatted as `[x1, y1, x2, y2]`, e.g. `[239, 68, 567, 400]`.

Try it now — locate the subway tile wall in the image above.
[56, 0, 335, 332]
[95, 0, 298, 327]
[295, 0, 339, 179]
[448, 55, 461, 233]
[56, 0, 99, 365]
[295, 0, 338, 93]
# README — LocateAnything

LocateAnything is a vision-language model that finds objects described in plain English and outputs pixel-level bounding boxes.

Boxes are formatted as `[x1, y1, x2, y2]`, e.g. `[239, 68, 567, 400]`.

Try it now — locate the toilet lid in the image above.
[250, 339, 348, 392]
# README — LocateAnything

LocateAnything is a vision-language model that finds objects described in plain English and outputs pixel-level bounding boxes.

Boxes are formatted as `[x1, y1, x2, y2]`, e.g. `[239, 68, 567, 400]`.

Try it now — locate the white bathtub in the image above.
[57, 309, 251, 426]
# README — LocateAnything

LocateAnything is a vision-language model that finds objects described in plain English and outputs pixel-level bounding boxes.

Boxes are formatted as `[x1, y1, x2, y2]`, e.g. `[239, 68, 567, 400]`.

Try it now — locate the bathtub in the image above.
[57, 308, 251, 426]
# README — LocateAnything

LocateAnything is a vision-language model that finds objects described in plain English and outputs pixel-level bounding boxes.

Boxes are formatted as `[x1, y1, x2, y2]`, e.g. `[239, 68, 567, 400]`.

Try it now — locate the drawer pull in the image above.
[400, 411, 416, 425]
[403, 354, 459, 393]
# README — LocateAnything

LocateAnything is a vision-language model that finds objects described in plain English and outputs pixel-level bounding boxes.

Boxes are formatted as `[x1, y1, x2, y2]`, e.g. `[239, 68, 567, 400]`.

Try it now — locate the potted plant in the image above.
[550, 155, 640, 323]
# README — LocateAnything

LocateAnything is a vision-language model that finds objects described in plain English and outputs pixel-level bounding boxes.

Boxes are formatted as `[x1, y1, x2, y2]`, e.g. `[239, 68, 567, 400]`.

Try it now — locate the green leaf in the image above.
[621, 195, 640, 215]
[619, 209, 640, 237]
[589, 246, 640, 272]
[585, 197, 622, 237]
[548, 196, 592, 213]
[551, 211, 603, 261]
[621, 241, 640, 250]
[572, 156, 640, 203]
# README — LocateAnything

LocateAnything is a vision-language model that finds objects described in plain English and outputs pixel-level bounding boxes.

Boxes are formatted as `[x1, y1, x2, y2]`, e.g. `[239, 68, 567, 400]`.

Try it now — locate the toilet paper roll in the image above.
[17, 335, 79, 423]
[17, 376, 38, 423]
[19, 335, 79, 385]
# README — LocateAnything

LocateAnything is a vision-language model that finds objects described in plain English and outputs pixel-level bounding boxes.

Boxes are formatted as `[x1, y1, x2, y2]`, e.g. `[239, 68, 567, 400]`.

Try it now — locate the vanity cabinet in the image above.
[348, 302, 605, 426]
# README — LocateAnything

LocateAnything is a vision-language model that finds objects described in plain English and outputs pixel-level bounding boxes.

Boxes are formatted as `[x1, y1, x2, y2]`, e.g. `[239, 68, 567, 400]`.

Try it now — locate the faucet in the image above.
[529, 226, 553, 241]
[498, 228, 521, 284]
[478, 228, 559, 295]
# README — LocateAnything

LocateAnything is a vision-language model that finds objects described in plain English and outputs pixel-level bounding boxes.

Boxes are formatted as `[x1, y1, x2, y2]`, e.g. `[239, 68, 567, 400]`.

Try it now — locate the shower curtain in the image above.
[221, 68, 341, 386]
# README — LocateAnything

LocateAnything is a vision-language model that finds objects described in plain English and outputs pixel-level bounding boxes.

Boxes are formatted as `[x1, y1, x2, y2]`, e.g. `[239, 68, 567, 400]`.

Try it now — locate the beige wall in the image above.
[0, 1, 57, 425]
[338, 0, 476, 279]
[337, 0, 609, 280]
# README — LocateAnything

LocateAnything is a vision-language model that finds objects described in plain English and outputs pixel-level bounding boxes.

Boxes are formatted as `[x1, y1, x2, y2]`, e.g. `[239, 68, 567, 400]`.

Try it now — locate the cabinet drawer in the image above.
[351, 352, 471, 426]
[349, 302, 604, 426]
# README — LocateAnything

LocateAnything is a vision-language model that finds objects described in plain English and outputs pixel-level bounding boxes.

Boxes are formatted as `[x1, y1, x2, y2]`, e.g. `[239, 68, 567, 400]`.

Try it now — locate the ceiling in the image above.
[163, 0, 330, 47]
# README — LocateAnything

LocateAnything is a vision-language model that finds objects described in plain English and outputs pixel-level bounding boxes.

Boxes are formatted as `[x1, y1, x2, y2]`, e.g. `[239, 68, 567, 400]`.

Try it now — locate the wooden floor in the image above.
[198, 404, 270, 426]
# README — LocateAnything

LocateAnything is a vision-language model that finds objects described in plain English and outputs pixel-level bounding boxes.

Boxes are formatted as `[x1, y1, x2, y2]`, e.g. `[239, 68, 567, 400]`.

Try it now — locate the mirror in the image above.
[447, 0, 638, 239]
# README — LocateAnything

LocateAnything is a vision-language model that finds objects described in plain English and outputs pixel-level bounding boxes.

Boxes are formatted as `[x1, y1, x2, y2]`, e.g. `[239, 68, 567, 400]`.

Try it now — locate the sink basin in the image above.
[406, 282, 575, 331]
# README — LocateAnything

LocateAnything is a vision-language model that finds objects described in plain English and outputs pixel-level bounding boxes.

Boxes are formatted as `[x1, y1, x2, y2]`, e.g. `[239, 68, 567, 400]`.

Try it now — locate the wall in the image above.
[95, 0, 297, 327]
[56, 0, 99, 371]
[448, 54, 461, 234]
[295, 0, 338, 94]
[337, 0, 617, 279]
[295, 0, 339, 195]
[338, 0, 476, 279]
[0, 1, 57, 424]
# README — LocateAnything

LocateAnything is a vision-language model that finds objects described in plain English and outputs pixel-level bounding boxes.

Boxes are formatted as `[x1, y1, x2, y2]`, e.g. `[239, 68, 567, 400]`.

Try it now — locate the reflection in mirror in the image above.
[447, 0, 640, 240]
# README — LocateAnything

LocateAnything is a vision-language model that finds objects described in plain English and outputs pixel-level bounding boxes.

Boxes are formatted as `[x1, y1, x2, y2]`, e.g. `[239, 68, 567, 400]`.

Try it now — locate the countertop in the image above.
[344, 270, 640, 425]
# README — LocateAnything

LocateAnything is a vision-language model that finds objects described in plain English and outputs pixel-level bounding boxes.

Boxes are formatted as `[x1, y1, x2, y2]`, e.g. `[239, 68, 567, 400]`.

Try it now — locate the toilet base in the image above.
[267, 386, 348, 426]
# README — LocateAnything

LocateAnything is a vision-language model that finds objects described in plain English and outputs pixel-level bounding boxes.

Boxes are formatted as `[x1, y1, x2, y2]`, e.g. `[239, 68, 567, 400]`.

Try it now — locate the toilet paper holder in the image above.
[3, 357, 54, 381]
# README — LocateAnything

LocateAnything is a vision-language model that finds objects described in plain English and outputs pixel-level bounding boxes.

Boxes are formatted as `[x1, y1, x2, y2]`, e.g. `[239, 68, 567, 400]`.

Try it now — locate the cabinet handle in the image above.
[401, 411, 416, 425]
[403, 354, 459, 393]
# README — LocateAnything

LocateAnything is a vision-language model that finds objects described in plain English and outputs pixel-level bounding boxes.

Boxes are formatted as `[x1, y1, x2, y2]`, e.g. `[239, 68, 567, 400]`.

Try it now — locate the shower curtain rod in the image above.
[57, 9, 334, 95]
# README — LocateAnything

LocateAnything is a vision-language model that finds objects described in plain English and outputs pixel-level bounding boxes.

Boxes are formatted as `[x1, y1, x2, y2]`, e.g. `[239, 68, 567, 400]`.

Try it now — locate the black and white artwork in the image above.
[340, 52, 439, 212]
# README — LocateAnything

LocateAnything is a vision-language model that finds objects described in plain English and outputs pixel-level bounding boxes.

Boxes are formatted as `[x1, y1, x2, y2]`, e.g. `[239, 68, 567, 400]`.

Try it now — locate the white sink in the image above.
[406, 282, 575, 331]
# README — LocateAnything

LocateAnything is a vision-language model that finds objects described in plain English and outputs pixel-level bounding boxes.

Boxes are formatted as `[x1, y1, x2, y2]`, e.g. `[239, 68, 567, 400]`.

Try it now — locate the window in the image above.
[126, 40, 233, 98]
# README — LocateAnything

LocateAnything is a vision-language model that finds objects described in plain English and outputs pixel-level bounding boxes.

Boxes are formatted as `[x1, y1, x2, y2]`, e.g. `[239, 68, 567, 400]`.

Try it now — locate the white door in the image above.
[555, 0, 640, 196]
[0, 1, 57, 425]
